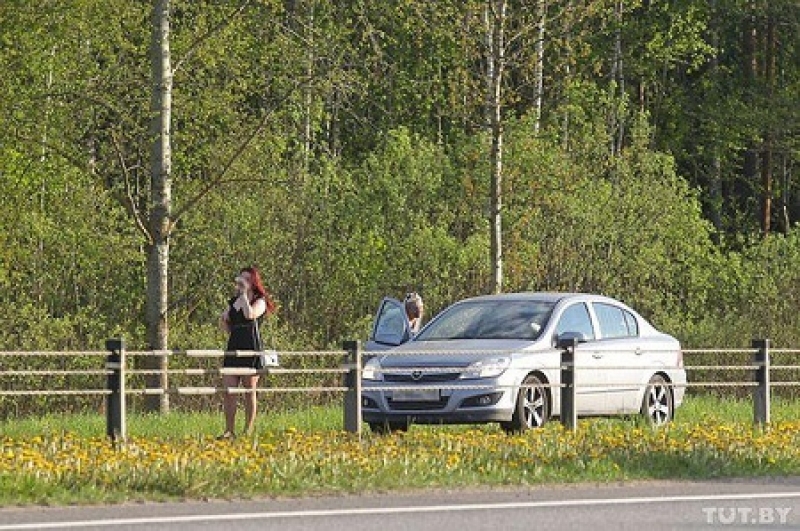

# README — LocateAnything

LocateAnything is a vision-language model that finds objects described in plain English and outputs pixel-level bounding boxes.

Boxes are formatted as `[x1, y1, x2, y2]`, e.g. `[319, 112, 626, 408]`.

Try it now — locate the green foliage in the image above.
[691, 231, 800, 347]
[0, 0, 798, 407]
[503, 110, 718, 332]
[0, 149, 141, 350]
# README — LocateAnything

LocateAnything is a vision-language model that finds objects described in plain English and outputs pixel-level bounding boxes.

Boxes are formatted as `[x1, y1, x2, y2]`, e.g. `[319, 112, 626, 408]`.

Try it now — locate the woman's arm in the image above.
[239, 295, 267, 320]
[219, 308, 231, 333]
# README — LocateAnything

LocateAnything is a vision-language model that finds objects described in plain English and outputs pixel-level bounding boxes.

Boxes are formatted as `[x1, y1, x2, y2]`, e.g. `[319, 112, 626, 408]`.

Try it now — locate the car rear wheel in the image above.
[368, 421, 409, 435]
[641, 374, 673, 426]
[502, 374, 549, 433]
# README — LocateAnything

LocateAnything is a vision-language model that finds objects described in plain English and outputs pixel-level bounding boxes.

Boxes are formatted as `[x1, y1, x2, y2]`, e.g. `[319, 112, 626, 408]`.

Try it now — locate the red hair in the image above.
[241, 266, 276, 315]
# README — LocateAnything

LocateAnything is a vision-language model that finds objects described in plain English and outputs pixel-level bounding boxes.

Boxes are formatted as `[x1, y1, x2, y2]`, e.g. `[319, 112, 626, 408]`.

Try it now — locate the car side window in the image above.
[594, 303, 630, 339]
[623, 310, 639, 336]
[555, 303, 595, 341]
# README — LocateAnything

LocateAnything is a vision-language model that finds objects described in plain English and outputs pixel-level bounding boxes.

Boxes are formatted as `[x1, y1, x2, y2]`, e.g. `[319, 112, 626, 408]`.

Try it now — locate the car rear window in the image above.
[594, 302, 639, 338]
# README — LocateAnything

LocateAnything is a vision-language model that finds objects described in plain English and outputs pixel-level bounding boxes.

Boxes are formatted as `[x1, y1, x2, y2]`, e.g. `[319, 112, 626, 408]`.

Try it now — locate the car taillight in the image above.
[677, 349, 684, 368]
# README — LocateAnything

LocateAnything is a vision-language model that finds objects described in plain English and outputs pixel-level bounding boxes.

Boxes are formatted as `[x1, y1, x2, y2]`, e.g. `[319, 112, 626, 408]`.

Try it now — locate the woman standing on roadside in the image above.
[218, 266, 276, 439]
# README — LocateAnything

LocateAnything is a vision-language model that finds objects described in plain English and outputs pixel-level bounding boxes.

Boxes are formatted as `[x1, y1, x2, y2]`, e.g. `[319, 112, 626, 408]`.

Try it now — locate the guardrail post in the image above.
[752, 338, 770, 426]
[558, 337, 577, 432]
[342, 340, 362, 436]
[105, 338, 127, 444]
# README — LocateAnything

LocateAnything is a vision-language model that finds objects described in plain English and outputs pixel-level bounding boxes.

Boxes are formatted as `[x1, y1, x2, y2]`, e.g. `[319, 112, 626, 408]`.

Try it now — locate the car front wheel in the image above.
[502, 374, 549, 433]
[641, 374, 673, 426]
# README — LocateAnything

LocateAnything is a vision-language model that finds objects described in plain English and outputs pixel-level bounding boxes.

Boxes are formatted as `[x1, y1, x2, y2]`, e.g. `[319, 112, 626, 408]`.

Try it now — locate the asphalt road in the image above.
[3, 478, 800, 531]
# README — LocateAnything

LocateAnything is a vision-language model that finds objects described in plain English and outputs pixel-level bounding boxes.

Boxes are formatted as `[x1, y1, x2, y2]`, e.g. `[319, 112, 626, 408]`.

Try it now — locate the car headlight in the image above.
[362, 357, 383, 381]
[460, 357, 511, 379]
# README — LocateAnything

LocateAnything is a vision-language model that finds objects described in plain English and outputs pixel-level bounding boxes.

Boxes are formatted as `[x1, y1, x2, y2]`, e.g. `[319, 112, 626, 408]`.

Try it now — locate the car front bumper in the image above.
[361, 375, 518, 425]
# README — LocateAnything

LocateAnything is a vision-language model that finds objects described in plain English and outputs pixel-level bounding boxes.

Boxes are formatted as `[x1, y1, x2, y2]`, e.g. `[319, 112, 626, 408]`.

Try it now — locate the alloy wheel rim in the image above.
[523, 384, 545, 427]
[647, 383, 670, 425]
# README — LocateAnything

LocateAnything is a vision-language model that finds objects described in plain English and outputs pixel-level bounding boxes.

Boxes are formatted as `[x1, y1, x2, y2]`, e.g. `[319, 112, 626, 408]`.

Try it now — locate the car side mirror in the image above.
[554, 331, 588, 348]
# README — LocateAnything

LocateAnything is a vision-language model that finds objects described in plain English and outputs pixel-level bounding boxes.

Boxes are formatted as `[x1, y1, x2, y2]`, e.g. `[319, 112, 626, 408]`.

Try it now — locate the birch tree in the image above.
[486, 0, 508, 294]
[533, 0, 546, 134]
[144, 0, 173, 412]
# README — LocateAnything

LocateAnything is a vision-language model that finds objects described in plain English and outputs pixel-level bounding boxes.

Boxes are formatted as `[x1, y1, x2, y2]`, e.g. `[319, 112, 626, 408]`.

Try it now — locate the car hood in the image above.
[376, 339, 536, 368]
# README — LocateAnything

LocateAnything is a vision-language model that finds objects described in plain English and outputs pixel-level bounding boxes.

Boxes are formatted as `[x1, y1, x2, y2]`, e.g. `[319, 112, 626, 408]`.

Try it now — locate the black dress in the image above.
[224, 296, 264, 370]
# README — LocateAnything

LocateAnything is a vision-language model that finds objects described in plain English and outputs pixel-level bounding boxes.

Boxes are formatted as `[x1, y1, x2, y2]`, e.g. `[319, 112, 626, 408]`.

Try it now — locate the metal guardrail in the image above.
[0, 338, 797, 441]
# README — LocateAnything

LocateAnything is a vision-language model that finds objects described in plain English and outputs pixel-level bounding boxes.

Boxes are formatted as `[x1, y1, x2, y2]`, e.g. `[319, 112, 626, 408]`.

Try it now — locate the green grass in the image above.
[1, 395, 800, 506]
[5, 394, 795, 438]
[0, 404, 343, 439]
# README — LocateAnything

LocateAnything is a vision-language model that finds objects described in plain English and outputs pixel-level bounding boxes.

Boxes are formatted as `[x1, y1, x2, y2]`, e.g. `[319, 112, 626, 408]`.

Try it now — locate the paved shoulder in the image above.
[2, 478, 800, 531]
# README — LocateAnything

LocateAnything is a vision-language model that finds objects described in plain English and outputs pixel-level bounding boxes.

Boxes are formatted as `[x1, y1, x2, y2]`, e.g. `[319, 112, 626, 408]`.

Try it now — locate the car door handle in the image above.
[592, 352, 603, 359]
[634, 347, 643, 355]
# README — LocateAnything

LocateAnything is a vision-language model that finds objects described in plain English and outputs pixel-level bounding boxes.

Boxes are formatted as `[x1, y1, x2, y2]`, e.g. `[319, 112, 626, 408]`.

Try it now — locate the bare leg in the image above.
[242, 374, 260, 435]
[222, 374, 240, 435]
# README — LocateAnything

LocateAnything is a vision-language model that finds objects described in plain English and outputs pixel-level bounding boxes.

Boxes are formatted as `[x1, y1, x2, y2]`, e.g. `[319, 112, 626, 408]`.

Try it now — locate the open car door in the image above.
[365, 297, 412, 351]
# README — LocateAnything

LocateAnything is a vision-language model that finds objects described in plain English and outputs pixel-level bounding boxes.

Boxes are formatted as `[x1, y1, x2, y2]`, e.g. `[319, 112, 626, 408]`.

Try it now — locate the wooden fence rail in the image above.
[0, 338, 798, 441]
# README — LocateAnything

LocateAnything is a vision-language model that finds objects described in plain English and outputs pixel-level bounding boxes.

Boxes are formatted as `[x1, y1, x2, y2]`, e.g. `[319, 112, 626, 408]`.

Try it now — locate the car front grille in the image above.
[383, 372, 461, 383]
[387, 397, 450, 411]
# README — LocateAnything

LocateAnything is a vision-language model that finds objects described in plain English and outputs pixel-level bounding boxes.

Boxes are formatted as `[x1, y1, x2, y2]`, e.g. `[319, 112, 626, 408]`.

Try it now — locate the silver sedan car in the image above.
[362, 292, 686, 433]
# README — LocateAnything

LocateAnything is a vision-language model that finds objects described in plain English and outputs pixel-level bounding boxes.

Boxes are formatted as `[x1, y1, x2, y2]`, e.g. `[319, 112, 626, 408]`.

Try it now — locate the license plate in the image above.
[392, 389, 440, 402]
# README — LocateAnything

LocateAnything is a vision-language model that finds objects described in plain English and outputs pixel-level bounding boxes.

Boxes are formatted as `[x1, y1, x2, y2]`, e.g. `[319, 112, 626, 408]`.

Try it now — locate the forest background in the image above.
[0, 0, 798, 365]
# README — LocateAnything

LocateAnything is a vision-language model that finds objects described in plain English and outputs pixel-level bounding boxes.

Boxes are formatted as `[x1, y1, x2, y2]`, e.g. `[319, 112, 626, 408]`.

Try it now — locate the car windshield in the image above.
[416, 300, 555, 341]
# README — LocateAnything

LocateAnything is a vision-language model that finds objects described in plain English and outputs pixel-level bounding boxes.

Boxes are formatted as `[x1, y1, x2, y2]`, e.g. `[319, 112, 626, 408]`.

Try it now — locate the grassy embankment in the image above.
[1, 395, 799, 505]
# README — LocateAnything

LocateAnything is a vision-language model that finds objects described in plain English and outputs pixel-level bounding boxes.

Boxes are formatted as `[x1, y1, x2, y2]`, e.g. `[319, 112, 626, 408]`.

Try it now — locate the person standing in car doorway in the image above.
[404, 292, 424, 335]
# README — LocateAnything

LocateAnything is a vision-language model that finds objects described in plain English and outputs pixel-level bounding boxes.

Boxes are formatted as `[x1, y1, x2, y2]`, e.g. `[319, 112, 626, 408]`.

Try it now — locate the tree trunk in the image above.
[637, 0, 650, 112]
[780, 154, 791, 233]
[741, 0, 759, 229]
[35, 46, 56, 306]
[708, 0, 723, 238]
[561, 0, 573, 148]
[302, 2, 314, 169]
[145, 0, 173, 413]
[760, 12, 776, 236]
[486, 0, 507, 294]
[533, 0, 546, 134]
[760, 138, 773, 235]
[610, 0, 625, 156]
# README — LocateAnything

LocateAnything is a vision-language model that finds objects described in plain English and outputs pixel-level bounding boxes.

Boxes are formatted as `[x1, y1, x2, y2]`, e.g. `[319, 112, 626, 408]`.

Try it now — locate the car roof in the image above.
[457, 292, 614, 304]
